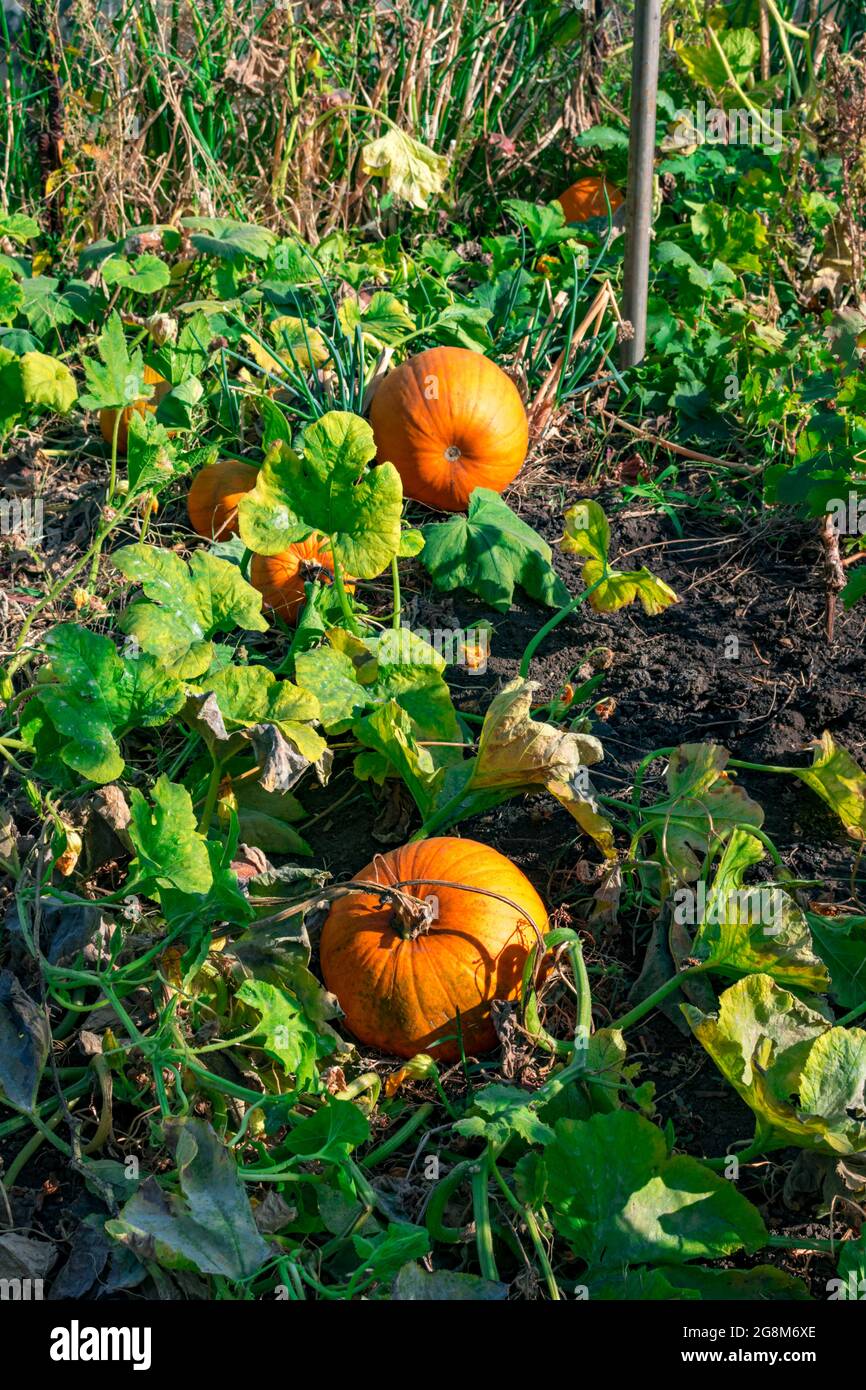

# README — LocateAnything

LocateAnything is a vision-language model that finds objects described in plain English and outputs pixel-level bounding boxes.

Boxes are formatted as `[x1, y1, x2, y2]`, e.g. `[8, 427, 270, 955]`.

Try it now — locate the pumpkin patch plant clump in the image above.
[2, 0, 866, 1320]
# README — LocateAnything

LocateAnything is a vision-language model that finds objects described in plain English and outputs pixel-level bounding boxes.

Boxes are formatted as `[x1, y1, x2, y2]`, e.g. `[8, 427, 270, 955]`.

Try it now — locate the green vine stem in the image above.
[330, 549, 361, 636]
[490, 1158, 561, 1300]
[390, 555, 401, 631]
[197, 751, 224, 835]
[6, 487, 146, 677]
[518, 573, 606, 678]
[471, 1157, 499, 1282]
[609, 962, 710, 1034]
[424, 1159, 474, 1244]
[361, 1102, 434, 1169]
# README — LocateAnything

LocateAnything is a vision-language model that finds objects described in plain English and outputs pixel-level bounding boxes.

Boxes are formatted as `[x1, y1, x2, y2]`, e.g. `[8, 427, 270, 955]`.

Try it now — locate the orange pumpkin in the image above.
[557, 176, 624, 223]
[368, 346, 529, 512]
[320, 837, 546, 1059]
[187, 460, 258, 540]
[250, 534, 352, 623]
[99, 365, 171, 454]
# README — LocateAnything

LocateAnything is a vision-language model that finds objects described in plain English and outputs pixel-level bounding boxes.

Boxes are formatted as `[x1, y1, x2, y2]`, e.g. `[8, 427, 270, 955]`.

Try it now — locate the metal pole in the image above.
[620, 0, 662, 369]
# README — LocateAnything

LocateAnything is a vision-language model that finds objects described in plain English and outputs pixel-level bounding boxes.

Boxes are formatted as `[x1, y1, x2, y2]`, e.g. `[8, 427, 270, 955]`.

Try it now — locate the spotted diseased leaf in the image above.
[539, 1109, 767, 1266]
[361, 128, 448, 210]
[643, 742, 765, 882]
[790, 731, 866, 841]
[30, 623, 185, 783]
[421, 489, 569, 612]
[238, 411, 402, 579]
[562, 500, 679, 615]
[106, 1117, 269, 1278]
[684, 974, 866, 1156]
[128, 775, 213, 897]
[113, 544, 267, 679]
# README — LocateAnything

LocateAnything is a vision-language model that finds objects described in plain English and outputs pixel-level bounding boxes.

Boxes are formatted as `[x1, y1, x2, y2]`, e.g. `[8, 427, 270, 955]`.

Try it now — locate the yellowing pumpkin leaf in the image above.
[562, 499, 679, 615]
[361, 128, 448, 210]
[271, 315, 329, 369]
[241, 333, 287, 377]
[468, 678, 615, 856]
[791, 732, 866, 842]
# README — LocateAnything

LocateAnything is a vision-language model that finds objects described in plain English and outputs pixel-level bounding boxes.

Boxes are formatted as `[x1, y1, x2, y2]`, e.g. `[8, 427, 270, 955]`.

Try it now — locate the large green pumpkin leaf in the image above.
[683, 974, 866, 1156]
[195, 664, 326, 764]
[181, 217, 276, 263]
[128, 775, 213, 897]
[296, 627, 461, 747]
[806, 912, 866, 1010]
[0, 265, 24, 325]
[113, 544, 267, 678]
[101, 253, 171, 295]
[32, 623, 185, 783]
[283, 1098, 370, 1165]
[421, 489, 570, 612]
[676, 27, 759, 92]
[540, 1110, 767, 1266]
[238, 411, 402, 579]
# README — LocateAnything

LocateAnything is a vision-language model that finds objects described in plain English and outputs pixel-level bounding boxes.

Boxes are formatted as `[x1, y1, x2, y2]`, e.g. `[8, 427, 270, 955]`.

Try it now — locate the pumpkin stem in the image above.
[390, 890, 436, 940]
[444, 445, 462, 463]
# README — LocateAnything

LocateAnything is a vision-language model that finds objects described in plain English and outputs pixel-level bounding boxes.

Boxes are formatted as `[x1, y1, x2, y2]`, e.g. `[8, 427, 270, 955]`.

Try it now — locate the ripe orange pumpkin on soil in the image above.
[319, 837, 546, 1060]
[187, 459, 258, 540]
[250, 534, 351, 623]
[368, 346, 529, 512]
[99, 365, 171, 454]
[557, 175, 624, 223]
